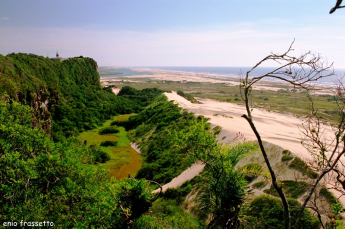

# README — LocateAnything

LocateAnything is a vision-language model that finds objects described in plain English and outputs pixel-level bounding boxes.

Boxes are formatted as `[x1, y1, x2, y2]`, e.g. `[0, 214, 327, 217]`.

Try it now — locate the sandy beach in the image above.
[100, 67, 334, 94]
[164, 91, 335, 160]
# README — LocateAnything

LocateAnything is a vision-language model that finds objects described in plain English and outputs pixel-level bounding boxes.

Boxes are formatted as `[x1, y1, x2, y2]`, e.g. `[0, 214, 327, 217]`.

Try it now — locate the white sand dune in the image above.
[164, 91, 333, 159]
[164, 91, 345, 205]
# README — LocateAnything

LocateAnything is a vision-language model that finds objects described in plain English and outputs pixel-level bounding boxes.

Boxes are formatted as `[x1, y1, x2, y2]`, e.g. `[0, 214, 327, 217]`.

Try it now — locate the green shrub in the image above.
[282, 155, 294, 161]
[264, 180, 310, 199]
[89, 145, 111, 163]
[98, 126, 119, 135]
[282, 150, 294, 162]
[133, 199, 205, 229]
[234, 98, 241, 101]
[289, 157, 318, 179]
[100, 140, 117, 146]
[282, 150, 291, 154]
[239, 163, 263, 183]
[110, 120, 126, 126]
[252, 181, 267, 189]
[320, 187, 339, 205]
[240, 194, 320, 229]
[177, 90, 200, 103]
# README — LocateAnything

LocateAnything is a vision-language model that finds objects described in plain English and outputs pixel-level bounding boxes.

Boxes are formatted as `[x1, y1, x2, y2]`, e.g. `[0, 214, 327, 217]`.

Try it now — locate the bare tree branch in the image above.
[241, 40, 336, 229]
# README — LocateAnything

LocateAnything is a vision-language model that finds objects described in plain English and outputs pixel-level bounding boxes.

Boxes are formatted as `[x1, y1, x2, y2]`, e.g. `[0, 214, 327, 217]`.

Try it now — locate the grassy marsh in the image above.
[78, 114, 142, 179]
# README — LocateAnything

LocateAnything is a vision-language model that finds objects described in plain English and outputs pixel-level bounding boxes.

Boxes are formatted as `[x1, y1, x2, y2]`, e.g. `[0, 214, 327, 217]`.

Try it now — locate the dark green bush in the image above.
[282, 149, 294, 162]
[289, 157, 318, 179]
[177, 90, 200, 103]
[320, 187, 338, 205]
[282, 155, 294, 161]
[239, 163, 263, 182]
[264, 180, 310, 199]
[240, 194, 320, 229]
[98, 126, 119, 135]
[100, 140, 117, 147]
[89, 145, 111, 163]
[252, 181, 267, 189]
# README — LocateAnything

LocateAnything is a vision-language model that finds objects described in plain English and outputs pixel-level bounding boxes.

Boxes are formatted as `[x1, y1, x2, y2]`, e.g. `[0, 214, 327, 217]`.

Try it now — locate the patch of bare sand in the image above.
[165, 91, 345, 205]
[165, 91, 315, 158]
[112, 88, 121, 95]
[153, 162, 205, 193]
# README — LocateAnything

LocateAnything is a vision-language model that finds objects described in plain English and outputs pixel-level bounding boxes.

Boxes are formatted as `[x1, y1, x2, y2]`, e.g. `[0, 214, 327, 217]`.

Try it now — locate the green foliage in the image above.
[0, 101, 154, 227]
[320, 187, 339, 205]
[133, 199, 205, 229]
[98, 126, 120, 135]
[177, 90, 200, 103]
[332, 203, 343, 218]
[240, 195, 320, 229]
[176, 122, 259, 228]
[264, 180, 310, 199]
[100, 140, 117, 146]
[115, 178, 156, 221]
[239, 163, 264, 182]
[163, 176, 201, 203]
[118, 95, 206, 184]
[282, 149, 294, 161]
[289, 157, 318, 179]
[282, 154, 294, 161]
[0, 53, 163, 141]
[89, 145, 111, 163]
[252, 181, 268, 189]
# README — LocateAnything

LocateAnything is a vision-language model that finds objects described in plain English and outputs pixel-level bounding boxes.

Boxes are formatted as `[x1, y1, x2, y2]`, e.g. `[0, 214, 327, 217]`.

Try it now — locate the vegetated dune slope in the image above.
[164, 91, 334, 159]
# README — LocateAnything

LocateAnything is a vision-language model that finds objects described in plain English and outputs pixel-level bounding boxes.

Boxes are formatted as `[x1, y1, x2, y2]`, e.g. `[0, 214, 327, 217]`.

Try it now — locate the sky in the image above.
[1, 0, 345, 68]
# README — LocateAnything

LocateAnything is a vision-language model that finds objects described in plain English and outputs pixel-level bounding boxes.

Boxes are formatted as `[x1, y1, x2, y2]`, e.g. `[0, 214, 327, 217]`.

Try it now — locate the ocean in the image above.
[99, 66, 345, 87]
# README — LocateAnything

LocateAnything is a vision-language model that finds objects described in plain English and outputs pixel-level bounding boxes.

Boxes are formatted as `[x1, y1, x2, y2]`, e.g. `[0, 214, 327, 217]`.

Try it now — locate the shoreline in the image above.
[100, 67, 336, 94]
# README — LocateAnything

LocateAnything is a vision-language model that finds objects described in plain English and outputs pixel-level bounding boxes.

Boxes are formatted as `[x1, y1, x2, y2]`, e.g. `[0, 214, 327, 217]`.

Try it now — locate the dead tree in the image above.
[240, 39, 334, 229]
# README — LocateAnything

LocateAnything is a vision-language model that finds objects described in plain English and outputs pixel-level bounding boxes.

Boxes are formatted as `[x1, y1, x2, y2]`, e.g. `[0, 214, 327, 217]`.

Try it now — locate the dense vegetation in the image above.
[0, 101, 158, 228]
[0, 53, 326, 228]
[112, 94, 209, 184]
[113, 95, 320, 228]
[0, 53, 162, 141]
[0, 54, 165, 227]
[177, 90, 200, 103]
[98, 126, 120, 135]
[240, 195, 320, 229]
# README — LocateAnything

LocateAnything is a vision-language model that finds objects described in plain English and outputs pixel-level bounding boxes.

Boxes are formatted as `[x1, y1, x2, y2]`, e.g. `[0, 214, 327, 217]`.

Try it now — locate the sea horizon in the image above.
[99, 66, 345, 87]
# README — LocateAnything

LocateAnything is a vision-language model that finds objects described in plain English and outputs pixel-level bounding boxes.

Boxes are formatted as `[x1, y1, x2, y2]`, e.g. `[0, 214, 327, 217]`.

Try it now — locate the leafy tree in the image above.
[175, 120, 258, 228]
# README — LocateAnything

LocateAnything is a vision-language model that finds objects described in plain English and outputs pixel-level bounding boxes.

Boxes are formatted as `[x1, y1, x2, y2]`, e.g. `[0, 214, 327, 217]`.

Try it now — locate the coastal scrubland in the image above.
[1, 54, 342, 228]
[104, 77, 340, 124]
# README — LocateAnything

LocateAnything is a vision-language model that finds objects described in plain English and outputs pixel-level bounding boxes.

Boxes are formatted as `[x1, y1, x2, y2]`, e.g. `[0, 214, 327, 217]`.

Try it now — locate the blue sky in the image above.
[1, 0, 345, 67]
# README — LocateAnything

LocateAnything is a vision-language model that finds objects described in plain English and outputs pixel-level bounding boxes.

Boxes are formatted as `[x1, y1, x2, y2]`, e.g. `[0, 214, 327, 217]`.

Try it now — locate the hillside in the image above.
[0, 53, 161, 141]
[0, 53, 341, 228]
